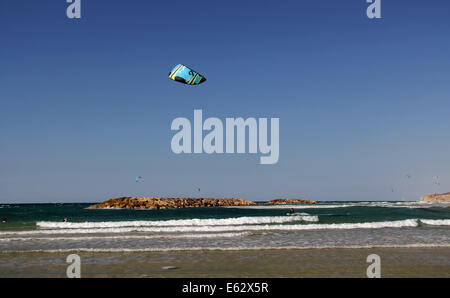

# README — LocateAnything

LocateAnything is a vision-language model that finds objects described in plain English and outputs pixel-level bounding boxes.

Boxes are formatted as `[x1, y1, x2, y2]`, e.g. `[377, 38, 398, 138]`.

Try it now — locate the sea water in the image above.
[0, 201, 449, 252]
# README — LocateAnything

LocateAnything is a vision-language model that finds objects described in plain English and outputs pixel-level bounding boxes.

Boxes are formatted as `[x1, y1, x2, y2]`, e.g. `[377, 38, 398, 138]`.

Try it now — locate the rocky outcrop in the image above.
[421, 192, 450, 202]
[88, 197, 257, 210]
[265, 199, 317, 205]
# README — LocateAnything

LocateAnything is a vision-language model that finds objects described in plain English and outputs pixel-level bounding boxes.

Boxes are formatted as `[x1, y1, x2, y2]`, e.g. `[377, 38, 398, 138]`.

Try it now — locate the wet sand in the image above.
[0, 247, 448, 278]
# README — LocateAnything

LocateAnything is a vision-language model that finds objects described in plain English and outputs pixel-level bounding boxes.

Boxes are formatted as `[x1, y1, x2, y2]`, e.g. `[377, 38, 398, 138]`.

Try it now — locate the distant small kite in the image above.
[135, 176, 143, 183]
[168, 64, 206, 85]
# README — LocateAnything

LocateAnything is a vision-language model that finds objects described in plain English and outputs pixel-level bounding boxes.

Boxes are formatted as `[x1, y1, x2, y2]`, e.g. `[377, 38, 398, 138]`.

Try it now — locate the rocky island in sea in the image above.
[421, 192, 450, 202]
[265, 198, 317, 205]
[88, 197, 257, 209]
[88, 197, 318, 209]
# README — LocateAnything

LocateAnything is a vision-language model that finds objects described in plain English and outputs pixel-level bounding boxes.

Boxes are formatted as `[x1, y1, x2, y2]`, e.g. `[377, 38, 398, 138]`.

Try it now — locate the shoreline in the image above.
[0, 247, 448, 278]
[2, 242, 450, 254]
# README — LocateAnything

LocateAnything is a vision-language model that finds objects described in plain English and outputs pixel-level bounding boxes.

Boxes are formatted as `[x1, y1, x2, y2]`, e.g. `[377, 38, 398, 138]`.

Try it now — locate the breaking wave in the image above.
[230, 201, 449, 210]
[420, 219, 450, 226]
[0, 232, 251, 242]
[36, 215, 317, 229]
[0, 218, 447, 237]
[0, 219, 427, 236]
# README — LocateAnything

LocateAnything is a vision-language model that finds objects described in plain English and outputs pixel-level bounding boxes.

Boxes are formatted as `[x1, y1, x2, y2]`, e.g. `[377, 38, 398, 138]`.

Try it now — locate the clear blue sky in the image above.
[1, 0, 449, 203]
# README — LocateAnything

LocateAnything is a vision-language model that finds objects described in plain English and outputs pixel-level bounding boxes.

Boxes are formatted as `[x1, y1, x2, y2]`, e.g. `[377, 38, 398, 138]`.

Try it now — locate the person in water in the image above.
[63, 218, 68, 222]
[289, 208, 295, 214]
[1, 218, 6, 223]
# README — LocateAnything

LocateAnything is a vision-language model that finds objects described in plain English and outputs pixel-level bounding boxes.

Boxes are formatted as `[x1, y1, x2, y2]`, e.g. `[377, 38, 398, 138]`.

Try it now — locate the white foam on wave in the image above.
[0, 219, 418, 236]
[2, 243, 449, 254]
[420, 219, 450, 226]
[228, 204, 359, 209]
[0, 232, 251, 242]
[230, 201, 449, 210]
[36, 215, 317, 229]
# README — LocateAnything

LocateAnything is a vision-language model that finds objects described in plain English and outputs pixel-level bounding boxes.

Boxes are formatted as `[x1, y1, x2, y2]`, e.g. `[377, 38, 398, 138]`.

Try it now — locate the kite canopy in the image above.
[168, 64, 206, 85]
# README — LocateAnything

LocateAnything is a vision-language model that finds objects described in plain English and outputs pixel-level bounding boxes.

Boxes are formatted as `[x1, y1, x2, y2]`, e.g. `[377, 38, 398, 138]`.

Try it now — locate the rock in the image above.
[421, 192, 450, 202]
[265, 198, 317, 205]
[88, 197, 257, 210]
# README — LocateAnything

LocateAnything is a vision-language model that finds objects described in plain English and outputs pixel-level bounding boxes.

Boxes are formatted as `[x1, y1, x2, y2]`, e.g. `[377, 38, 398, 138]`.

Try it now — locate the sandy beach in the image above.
[1, 247, 448, 278]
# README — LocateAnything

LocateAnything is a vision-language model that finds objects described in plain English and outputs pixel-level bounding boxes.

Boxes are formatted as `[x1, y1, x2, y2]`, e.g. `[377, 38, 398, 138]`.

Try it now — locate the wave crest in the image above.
[420, 219, 450, 226]
[36, 215, 318, 229]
